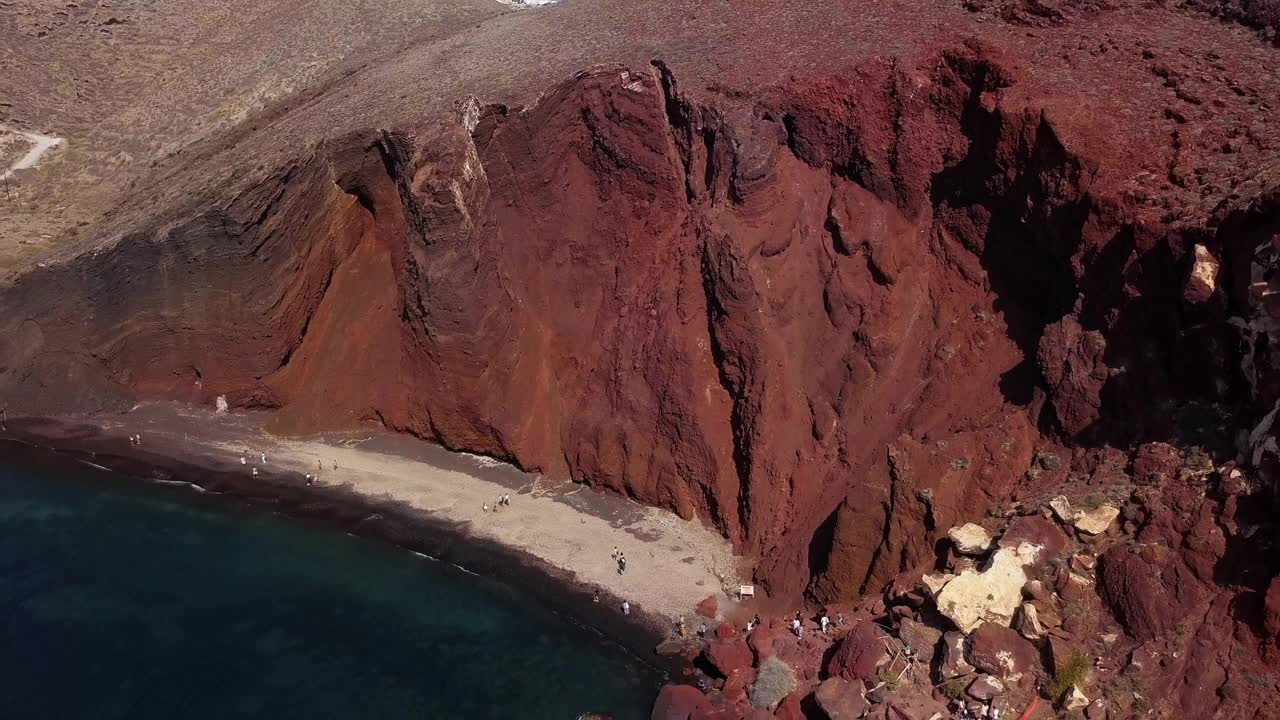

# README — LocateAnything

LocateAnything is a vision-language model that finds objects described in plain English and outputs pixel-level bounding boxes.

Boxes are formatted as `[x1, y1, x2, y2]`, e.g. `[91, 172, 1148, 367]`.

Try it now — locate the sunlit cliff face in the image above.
[0, 43, 1274, 609]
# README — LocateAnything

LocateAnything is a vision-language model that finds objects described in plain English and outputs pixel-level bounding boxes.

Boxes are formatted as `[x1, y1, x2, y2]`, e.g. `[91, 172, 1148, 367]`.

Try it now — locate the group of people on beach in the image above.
[610, 546, 627, 575]
[482, 493, 512, 512]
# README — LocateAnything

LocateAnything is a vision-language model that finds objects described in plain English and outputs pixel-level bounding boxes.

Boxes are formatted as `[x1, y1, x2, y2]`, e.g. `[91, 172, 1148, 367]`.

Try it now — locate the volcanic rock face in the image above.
[0, 35, 1277, 616]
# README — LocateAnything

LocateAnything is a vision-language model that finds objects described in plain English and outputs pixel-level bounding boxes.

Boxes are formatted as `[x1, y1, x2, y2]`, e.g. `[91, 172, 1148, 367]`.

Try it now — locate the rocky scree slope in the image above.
[0, 38, 1277, 622]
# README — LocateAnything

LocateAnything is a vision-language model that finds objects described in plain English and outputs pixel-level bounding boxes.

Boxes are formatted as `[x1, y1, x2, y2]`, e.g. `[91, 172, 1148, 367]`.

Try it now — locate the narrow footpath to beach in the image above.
[95, 402, 742, 626]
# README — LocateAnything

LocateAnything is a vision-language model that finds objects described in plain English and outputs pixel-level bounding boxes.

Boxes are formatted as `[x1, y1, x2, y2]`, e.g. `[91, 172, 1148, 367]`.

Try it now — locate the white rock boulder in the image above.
[935, 543, 1041, 633]
[1073, 505, 1120, 535]
[947, 523, 994, 555]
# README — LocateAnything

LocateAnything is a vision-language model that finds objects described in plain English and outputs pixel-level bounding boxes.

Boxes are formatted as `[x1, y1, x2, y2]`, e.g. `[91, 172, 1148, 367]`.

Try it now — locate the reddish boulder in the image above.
[1265, 576, 1280, 638]
[939, 631, 974, 679]
[722, 668, 754, 703]
[968, 622, 1039, 682]
[897, 618, 942, 665]
[998, 514, 1069, 569]
[1096, 544, 1189, 641]
[652, 684, 709, 720]
[716, 622, 740, 640]
[966, 674, 1005, 701]
[773, 693, 804, 720]
[706, 638, 755, 677]
[826, 618, 888, 681]
[697, 595, 720, 619]
[691, 701, 749, 720]
[748, 624, 776, 663]
[1037, 317, 1109, 437]
[1047, 634, 1080, 677]
[1132, 442, 1181, 486]
[814, 677, 868, 720]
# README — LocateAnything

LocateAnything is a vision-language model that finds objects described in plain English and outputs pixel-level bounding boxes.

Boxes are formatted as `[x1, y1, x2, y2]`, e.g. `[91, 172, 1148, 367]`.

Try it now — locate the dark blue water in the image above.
[0, 460, 661, 719]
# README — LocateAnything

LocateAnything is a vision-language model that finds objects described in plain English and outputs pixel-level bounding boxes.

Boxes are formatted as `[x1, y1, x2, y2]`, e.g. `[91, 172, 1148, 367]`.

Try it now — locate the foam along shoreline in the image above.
[0, 126, 64, 180]
[0, 406, 739, 665]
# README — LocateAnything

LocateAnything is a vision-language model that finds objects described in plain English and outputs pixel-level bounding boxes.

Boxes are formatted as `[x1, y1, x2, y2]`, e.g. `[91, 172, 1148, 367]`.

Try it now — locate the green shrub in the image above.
[877, 667, 902, 692]
[1049, 652, 1090, 699]
[938, 677, 967, 700]
[750, 657, 797, 709]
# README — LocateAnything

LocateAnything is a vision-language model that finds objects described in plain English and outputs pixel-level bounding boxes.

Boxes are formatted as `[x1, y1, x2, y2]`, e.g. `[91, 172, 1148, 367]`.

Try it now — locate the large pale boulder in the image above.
[935, 544, 1040, 632]
[919, 572, 954, 599]
[1073, 505, 1120, 535]
[947, 523, 994, 555]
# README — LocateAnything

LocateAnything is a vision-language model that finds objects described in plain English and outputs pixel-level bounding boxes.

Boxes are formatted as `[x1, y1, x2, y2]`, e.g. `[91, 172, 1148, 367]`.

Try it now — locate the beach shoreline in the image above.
[0, 407, 742, 675]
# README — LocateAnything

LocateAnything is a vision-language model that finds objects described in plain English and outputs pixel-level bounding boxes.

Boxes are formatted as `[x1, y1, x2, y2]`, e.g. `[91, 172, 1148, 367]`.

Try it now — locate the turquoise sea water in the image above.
[0, 459, 661, 719]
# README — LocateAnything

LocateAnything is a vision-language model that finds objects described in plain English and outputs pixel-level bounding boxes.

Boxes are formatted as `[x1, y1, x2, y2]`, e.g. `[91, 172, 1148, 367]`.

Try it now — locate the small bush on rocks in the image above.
[750, 656, 797, 709]
[1050, 651, 1090, 699]
[938, 677, 967, 700]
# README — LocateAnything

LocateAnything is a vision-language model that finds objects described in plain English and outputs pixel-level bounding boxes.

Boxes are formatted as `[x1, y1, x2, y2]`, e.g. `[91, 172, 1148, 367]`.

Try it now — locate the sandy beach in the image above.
[48, 402, 744, 632]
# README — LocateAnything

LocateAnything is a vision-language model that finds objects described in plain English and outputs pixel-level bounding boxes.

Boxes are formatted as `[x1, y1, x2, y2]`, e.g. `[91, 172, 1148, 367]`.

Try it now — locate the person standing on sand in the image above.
[621, 600, 630, 616]
[618, 554, 627, 575]
[260, 452, 266, 465]
[792, 617, 802, 639]
[482, 502, 490, 512]
[611, 546, 619, 560]
[251, 467, 258, 478]
[240, 455, 246, 465]
[820, 614, 830, 634]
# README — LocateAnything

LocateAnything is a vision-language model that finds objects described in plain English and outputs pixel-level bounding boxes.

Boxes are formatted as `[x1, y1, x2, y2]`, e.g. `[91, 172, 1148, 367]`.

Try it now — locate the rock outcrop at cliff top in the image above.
[1, 0, 1278, 614]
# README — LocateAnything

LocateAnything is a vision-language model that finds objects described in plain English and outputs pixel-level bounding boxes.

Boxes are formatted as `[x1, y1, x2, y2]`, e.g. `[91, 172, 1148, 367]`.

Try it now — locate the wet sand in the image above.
[1, 402, 743, 664]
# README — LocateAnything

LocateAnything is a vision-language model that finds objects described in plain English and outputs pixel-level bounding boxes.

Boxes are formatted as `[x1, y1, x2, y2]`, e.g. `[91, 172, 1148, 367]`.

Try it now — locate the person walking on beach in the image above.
[820, 613, 830, 634]
[240, 455, 247, 465]
[621, 600, 630, 616]
[482, 502, 490, 512]
[260, 452, 267, 465]
[251, 467, 258, 478]
[618, 554, 627, 576]
[611, 546, 619, 560]
[1, 407, 7, 431]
